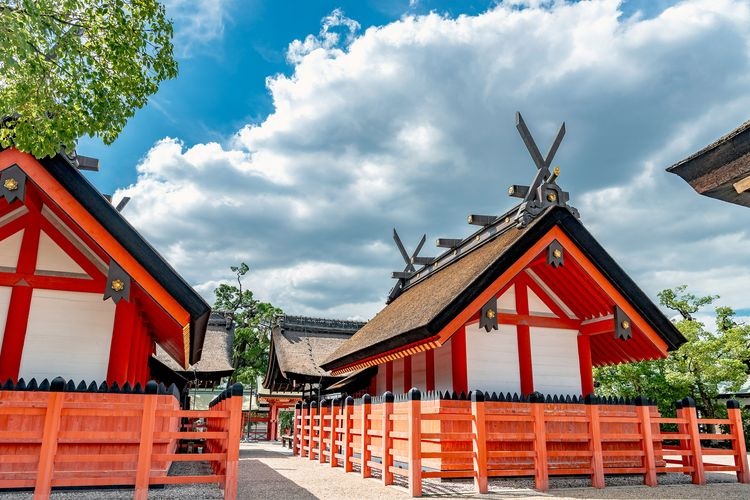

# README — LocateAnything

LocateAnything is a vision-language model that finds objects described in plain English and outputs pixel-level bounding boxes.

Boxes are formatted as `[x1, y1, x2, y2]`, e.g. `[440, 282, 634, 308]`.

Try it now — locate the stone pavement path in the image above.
[238, 441, 750, 500]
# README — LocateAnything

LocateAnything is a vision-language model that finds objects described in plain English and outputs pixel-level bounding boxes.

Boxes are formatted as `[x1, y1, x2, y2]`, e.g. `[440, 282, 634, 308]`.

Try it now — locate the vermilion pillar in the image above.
[515, 281, 535, 395]
[577, 334, 595, 396]
[451, 327, 468, 394]
[107, 299, 136, 384]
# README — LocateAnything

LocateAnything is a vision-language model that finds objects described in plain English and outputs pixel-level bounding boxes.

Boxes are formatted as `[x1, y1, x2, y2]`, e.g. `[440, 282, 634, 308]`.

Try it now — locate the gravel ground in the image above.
[1, 442, 749, 499]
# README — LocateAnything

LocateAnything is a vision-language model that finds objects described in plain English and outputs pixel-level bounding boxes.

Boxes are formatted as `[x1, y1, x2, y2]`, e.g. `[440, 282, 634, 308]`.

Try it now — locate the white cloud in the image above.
[117, 0, 750, 319]
[163, 0, 231, 57]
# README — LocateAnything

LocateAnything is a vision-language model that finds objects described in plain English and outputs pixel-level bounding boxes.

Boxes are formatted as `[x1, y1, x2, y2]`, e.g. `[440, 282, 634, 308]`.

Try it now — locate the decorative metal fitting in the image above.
[614, 306, 632, 341]
[104, 260, 131, 303]
[3, 178, 18, 191]
[547, 240, 564, 268]
[553, 249, 562, 259]
[621, 320, 630, 330]
[111, 279, 125, 292]
[546, 193, 557, 202]
[508, 185, 515, 195]
[553, 166, 560, 176]
[480, 296, 499, 332]
[486, 309, 496, 319]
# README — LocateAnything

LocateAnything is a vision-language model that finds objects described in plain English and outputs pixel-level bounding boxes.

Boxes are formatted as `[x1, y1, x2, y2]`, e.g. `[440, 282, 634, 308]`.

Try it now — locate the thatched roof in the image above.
[154, 311, 234, 379]
[321, 206, 685, 373]
[667, 119, 750, 207]
[263, 315, 365, 392]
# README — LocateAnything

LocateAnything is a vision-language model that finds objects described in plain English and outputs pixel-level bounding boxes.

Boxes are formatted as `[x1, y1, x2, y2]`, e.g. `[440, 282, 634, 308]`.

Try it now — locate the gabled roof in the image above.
[667, 119, 750, 207]
[263, 315, 365, 392]
[0, 148, 210, 365]
[321, 206, 685, 373]
[154, 312, 234, 378]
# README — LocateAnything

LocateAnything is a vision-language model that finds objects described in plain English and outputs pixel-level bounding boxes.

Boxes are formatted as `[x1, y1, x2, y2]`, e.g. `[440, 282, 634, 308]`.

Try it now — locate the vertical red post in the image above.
[403, 356, 412, 394]
[675, 403, 690, 473]
[382, 392, 394, 485]
[682, 398, 705, 485]
[531, 397, 548, 491]
[425, 350, 435, 392]
[516, 281, 534, 396]
[135, 393, 157, 500]
[329, 400, 338, 468]
[727, 400, 750, 483]
[224, 384, 243, 500]
[408, 388, 422, 497]
[318, 400, 328, 464]
[343, 396, 354, 472]
[34, 383, 64, 498]
[361, 395, 372, 478]
[293, 402, 301, 456]
[636, 398, 657, 487]
[471, 391, 488, 494]
[308, 401, 318, 461]
[451, 328, 468, 395]
[299, 401, 308, 458]
[585, 398, 604, 488]
[577, 334, 594, 396]
[386, 362, 393, 393]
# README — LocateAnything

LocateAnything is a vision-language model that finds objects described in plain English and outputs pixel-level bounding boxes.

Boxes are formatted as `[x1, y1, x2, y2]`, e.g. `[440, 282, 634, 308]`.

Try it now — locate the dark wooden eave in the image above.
[321, 207, 685, 373]
[37, 153, 211, 364]
[667, 120, 750, 207]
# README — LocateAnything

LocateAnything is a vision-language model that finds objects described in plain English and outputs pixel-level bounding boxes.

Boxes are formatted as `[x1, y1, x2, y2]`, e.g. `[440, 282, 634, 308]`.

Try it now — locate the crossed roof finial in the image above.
[509, 112, 578, 226]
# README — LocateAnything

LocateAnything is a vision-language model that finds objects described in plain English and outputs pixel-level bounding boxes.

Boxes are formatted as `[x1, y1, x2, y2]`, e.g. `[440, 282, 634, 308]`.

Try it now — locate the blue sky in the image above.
[75, 0, 750, 325]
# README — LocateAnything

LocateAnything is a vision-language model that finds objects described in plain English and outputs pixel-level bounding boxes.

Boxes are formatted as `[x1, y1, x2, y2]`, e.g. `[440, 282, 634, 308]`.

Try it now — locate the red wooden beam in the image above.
[579, 317, 613, 336]
[451, 326, 467, 394]
[107, 299, 136, 385]
[385, 360, 393, 393]
[577, 334, 594, 396]
[403, 355, 412, 393]
[425, 349, 435, 392]
[497, 313, 580, 330]
[515, 280, 534, 396]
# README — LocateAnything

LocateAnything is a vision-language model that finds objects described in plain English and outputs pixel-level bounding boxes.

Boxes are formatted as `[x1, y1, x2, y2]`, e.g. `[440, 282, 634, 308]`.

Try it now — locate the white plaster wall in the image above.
[498, 285, 516, 313]
[433, 339, 453, 393]
[411, 351, 427, 392]
[19, 289, 115, 382]
[0, 286, 13, 351]
[465, 322, 521, 394]
[529, 327, 581, 396]
[35, 231, 86, 275]
[527, 288, 554, 315]
[0, 230, 23, 270]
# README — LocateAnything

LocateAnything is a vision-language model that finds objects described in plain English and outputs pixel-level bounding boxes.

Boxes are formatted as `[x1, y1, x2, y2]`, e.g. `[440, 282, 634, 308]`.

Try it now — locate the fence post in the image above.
[223, 384, 243, 500]
[682, 397, 705, 485]
[727, 400, 750, 483]
[344, 396, 354, 472]
[674, 401, 691, 474]
[471, 390, 488, 494]
[135, 381, 159, 500]
[531, 393, 549, 491]
[300, 401, 308, 457]
[635, 396, 657, 487]
[293, 402, 301, 456]
[361, 394, 372, 478]
[330, 399, 339, 468]
[408, 388, 423, 497]
[34, 377, 65, 499]
[584, 395, 604, 489]
[309, 401, 318, 461]
[382, 391, 394, 486]
[319, 400, 328, 464]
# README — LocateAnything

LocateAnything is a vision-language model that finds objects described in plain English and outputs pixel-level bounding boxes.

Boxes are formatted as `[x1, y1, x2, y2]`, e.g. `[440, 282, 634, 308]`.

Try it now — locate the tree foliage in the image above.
[595, 286, 750, 418]
[213, 263, 282, 387]
[0, 0, 177, 157]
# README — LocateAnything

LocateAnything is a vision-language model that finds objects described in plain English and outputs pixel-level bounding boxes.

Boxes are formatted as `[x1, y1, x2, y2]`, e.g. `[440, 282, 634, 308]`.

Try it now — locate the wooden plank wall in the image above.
[293, 390, 750, 497]
[0, 379, 244, 500]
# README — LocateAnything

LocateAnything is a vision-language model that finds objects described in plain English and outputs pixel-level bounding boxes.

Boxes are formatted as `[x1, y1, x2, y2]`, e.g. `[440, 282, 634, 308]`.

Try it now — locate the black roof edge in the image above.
[319, 326, 431, 372]
[35, 154, 211, 361]
[322, 207, 685, 371]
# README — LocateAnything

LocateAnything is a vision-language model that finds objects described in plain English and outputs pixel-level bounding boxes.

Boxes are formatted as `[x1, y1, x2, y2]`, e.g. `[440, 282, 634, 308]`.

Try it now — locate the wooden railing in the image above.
[293, 389, 749, 497]
[0, 377, 243, 499]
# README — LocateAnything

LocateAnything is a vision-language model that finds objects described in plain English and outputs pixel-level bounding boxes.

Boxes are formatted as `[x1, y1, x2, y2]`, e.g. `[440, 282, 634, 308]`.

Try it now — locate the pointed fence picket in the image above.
[292, 389, 749, 497]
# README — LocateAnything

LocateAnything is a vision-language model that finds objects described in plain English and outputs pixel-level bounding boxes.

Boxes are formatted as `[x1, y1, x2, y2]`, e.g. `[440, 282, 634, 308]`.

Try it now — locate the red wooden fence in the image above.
[0, 378, 243, 499]
[293, 389, 749, 497]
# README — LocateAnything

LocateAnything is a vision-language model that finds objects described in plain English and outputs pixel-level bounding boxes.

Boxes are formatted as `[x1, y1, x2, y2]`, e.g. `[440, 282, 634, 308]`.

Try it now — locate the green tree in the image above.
[213, 263, 282, 387]
[595, 286, 750, 419]
[0, 0, 178, 157]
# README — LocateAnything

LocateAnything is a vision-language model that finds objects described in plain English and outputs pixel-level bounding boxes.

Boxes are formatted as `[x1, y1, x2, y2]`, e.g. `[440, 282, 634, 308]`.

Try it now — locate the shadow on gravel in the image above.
[239, 459, 317, 500]
[240, 447, 292, 459]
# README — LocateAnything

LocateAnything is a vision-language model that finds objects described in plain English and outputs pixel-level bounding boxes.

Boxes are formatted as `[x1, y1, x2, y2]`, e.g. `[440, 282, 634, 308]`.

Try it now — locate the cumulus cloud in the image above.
[116, 0, 750, 319]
